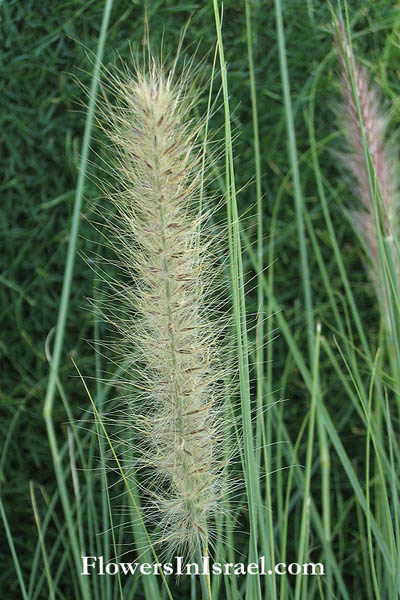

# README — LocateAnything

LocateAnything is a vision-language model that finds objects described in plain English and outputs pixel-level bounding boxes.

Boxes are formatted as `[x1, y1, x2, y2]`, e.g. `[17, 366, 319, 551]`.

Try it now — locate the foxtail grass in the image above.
[335, 19, 399, 318]
[98, 58, 230, 563]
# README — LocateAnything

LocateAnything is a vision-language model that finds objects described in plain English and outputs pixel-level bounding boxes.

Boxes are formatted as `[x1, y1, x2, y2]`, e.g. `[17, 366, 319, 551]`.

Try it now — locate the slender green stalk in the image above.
[294, 323, 321, 600]
[213, 3, 262, 599]
[245, 3, 277, 599]
[279, 410, 310, 600]
[43, 0, 113, 419]
[30, 482, 55, 600]
[274, 0, 314, 361]
[196, 547, 212, 600]
[316, 398, 332, 598]
[93, 418, 123, 600]
[93, 252, 112, 600]
[42, 1, 113, 597]
[0, 495, 29, 600]
[365, 352, 382, 600]
[244, 0, 264, 459]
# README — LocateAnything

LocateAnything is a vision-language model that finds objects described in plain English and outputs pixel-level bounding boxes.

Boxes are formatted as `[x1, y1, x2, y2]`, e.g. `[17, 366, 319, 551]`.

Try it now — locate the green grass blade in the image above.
[42, 2, 113, 597]
[213, 3, 262, 599]
[0, 494, 29, 600]
[274, 0, 314, 361]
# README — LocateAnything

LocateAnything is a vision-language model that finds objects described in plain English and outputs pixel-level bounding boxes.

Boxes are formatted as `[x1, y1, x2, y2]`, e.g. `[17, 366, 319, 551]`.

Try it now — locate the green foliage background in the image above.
[1, 1, 400, 598]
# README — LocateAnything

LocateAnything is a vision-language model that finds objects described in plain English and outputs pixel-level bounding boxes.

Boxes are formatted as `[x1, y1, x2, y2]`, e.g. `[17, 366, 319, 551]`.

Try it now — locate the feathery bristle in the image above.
[335, 22, 396, 285]
[99, 59, 229, 558]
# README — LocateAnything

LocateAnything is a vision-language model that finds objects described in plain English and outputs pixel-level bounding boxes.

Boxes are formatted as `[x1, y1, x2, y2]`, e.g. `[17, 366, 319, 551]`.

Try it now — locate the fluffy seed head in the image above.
[98, 58, 229, 558]
[335, 21, 396, 287]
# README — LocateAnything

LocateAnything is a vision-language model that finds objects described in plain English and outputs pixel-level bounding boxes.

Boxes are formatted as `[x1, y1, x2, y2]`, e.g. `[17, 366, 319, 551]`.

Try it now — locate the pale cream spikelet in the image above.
[98, 59, 229, 558]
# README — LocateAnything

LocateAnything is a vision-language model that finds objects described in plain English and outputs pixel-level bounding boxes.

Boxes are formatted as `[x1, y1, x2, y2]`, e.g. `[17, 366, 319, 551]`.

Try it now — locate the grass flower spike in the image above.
[100, 59, 228, 559]
[335, 21, 397, 298]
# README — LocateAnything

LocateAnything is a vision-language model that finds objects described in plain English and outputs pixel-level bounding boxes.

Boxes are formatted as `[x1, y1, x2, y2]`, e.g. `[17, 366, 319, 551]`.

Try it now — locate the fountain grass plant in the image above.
[96, 56, 231, 564]
[2, 1, 400, 599]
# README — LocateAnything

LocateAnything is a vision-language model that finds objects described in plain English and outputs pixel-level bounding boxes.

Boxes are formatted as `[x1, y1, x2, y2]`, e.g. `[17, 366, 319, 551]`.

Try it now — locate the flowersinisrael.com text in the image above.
[81, 556, 324, 577]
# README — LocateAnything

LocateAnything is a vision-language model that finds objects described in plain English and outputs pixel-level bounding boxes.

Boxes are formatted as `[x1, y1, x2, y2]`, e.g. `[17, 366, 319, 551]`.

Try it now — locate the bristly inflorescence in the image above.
[99, 59, 229, 558]
[335, 21, 397, 294]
